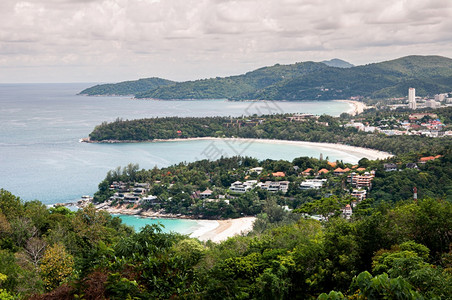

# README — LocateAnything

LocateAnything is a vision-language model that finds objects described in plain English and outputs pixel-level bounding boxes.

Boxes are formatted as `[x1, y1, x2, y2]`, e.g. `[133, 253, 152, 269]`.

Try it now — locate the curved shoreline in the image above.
[86, 137, 393, 160]
[87, 204, 257, 242]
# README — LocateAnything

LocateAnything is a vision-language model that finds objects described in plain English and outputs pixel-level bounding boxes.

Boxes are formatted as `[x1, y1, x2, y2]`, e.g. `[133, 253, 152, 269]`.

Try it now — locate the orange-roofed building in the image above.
[318, 168, 329, 174]
[343, 167, 351, 172]
[334, 168, 345, 175]
[356, 167, 366, 172]
[272, 172, 286, 177]
[302, 168, 313, 176]
[419, 155, 441, 163]
[352, 165, 358, 169]
[328, 161, 337, 168]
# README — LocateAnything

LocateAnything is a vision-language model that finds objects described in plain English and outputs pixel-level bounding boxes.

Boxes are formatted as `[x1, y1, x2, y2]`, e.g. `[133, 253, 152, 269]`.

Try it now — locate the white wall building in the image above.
[408, 88, 416, 110]
[299, 179, 327, 190]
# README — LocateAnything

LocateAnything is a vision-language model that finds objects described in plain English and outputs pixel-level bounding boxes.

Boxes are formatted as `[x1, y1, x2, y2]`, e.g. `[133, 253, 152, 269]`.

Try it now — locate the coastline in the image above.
[334, 100, 367, 116]
[195, 217, 256, 242]
[90, 204, 256, 242]
[88, 137, 392, 160]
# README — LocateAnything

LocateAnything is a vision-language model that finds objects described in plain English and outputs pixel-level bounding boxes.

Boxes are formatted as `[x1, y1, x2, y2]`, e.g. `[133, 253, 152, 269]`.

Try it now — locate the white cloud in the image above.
[0, 0, 451, 82]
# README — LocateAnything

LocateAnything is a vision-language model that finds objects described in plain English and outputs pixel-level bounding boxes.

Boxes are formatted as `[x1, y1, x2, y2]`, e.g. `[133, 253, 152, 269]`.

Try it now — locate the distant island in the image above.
[79, 55, 452, 100]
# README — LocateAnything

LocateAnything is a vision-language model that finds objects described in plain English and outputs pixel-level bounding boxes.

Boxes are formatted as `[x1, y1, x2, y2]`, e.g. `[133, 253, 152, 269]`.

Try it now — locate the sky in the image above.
[1, 0, 452, 83]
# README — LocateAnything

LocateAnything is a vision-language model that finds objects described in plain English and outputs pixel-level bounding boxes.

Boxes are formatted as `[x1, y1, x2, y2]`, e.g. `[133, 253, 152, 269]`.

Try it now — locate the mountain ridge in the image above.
[79, 55, 452, 100]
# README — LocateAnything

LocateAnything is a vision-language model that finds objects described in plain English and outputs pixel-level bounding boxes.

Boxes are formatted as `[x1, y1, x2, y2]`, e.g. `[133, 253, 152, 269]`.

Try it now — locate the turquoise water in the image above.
[117, 215, 201, 234]
[0, 83, 352, 204]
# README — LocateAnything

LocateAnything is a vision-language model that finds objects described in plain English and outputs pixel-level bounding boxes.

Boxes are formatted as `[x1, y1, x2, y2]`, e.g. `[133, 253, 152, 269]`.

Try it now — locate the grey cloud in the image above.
[0, 0, 451, 83]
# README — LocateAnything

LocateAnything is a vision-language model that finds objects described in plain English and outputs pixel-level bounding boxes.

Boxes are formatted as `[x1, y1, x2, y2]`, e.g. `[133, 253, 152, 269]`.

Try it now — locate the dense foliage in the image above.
[1, 188, 451, 299]
[88, 112, 452, 155]
[93, 152, 452, 219]
[80, 55, 452, 100]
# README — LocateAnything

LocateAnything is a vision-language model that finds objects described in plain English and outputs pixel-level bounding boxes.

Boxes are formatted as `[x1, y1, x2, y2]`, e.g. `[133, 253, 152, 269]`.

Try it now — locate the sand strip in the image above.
[334, 100, 367, 116]
[150, 137, 393, 160]
[195, 217, 257, 243]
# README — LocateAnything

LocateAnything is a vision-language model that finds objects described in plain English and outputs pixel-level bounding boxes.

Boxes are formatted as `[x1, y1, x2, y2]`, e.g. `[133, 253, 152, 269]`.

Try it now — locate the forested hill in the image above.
[79, 55, 452, 100]
[79, 77, 175, 96]
[88, 111, 452, 155]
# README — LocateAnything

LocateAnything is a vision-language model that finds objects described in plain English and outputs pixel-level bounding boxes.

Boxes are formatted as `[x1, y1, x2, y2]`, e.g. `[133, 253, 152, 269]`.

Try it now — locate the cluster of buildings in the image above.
[229, 180, 290, 194]
[108, 182, 158, 205]
[405, 88, 451, 110]
[345, 112, 450, 137]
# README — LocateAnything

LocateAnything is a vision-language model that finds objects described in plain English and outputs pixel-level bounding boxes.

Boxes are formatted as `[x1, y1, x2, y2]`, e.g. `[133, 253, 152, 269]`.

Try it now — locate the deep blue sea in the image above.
[0, 83, 353, 206]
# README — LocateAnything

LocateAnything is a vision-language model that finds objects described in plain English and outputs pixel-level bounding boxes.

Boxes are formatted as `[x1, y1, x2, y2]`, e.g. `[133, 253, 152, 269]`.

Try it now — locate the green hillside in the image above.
[79, 55, 452, 100]
[79, 77, 175, 96]
[321, 58, 354, 68]
[135, 61, 330, 99]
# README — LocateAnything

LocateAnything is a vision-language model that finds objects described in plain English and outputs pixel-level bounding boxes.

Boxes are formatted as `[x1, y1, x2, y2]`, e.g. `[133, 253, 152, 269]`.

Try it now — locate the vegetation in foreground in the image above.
[0, 152, 451, 299]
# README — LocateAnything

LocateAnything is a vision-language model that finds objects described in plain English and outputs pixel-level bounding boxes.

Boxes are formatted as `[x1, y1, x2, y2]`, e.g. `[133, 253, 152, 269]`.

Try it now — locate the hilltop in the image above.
[80, 55, 452, 100]
[79, 77, 175, 96]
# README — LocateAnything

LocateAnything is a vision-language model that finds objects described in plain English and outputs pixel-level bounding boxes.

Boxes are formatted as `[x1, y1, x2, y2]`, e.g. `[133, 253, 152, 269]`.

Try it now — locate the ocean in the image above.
[1, 83, 353, 233]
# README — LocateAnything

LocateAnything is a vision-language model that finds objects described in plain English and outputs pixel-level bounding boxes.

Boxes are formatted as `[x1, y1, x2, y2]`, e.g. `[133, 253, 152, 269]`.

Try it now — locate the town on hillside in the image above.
[84, 153, 447, 221]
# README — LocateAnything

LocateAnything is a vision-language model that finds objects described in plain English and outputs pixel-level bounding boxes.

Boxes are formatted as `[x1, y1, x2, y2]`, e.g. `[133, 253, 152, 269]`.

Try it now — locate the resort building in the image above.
[351, 189, 367, 202]
[299, 179, 327, 190]
[229, 180, 257, 193]
[258, 181, 290, 193]
[347, 172, 374, 189]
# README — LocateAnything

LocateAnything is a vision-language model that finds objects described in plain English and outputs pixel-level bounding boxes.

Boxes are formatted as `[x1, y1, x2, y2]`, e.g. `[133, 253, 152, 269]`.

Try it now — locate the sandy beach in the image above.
[150, 137, 393, 160]
[194, 217, 257, 242]
[334, 100, 367, 116]
[91, 203, 257, 243]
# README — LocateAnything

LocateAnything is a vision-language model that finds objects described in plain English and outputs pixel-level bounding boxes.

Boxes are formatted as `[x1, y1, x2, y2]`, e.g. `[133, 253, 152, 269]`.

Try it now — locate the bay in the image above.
[0, 83, 353, 205]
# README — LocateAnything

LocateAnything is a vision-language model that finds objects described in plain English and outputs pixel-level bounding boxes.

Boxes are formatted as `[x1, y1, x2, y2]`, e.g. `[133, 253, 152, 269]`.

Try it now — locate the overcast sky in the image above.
[1, 0, 451, 83]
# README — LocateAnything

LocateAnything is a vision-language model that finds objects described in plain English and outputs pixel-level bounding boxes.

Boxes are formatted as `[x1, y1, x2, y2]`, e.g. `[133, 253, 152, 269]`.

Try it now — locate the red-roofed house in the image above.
[419, 155, 441, 163]
[200, 189, 213, 199]
[328, 161, 337, 168]
[342, 204, 353, 219]
[302, 168, 313, 176]
[272, 172, 286, 177]
[318, 168, 329, 174]
[334, 168, 345, 176]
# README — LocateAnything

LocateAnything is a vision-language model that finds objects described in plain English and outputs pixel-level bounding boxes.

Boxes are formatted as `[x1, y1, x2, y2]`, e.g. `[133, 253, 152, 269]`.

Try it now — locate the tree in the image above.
[39, 243, 74, 291]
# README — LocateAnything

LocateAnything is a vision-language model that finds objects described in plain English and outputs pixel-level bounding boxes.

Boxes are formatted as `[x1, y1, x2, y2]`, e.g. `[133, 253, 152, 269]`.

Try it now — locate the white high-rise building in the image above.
[408, 88, 416, 110]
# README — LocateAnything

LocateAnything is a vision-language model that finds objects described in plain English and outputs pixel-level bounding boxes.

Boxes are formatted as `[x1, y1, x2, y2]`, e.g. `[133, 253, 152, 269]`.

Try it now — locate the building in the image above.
[347, 172, 374, 189]
[434, 93, 447, 102]
[408, 88, 416, 110]
[272, 171, 286, 177]
[383, 163, 398, 172]
[351, 189, 367, 202]
[318, 168, 329, 175]
[299, 179, 327, 190]
[425, 99, 440, 109]
[248, 167, 263, 175]
[302, 168, 313, 176]
[342, 204, 353, 219]
[259, 181, 290, 193]
[200, 189, 213, 199]
[229, 180, 257, 193]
